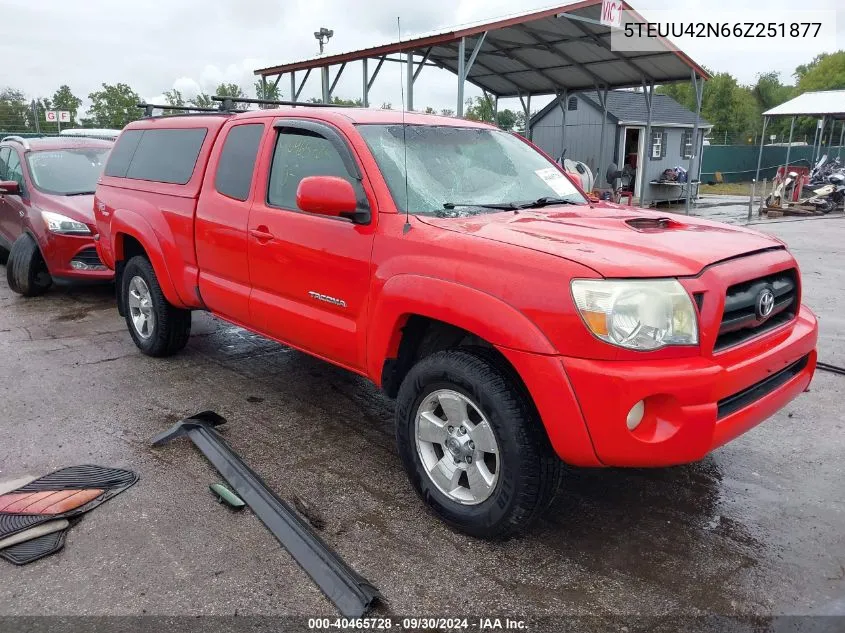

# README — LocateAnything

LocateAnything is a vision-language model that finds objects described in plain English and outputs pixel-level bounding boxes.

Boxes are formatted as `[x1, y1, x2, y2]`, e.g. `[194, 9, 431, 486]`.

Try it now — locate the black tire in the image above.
[121, 255, 191, 357]
[6, 233, 52, 297]
[395, 349, 562, 539]
[0, 246, 8, 266]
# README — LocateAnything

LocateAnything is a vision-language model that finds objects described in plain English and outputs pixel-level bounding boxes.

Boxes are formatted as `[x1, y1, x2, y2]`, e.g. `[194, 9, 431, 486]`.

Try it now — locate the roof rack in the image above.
[136, 103, 226, 118]
[210, 96, 353, 109]
[1, 135, 32, 150]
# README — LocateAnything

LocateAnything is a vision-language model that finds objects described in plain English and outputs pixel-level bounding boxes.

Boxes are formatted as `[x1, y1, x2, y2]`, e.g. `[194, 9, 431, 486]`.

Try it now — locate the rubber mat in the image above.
[0, 519, 68, 550]
[0, 465, 138, 542]
[0, 529, 67, 565]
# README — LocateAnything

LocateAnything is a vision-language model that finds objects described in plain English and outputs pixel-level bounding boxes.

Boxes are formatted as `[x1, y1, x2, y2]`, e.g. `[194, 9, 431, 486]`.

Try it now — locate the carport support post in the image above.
[290, 72, 296, 106]
[596, 86, 608, 189]
[362, 59, 368, 107]
[754, 116, 769, 184]
[784, 116, 796, 171]
[321, 66, 330, 103]
[457, 37, 466, 117]
[638, 81, 654, 209]
[838, 122, 844, 159]
[554, 89, 568, 157]
[406, 52, 414, 111]
[685, 71, 704, 215]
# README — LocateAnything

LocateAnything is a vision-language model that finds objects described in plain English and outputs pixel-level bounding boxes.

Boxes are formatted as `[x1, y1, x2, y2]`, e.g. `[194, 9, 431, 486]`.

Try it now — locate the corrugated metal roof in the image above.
[531, 90, 711, 127]
[763, 90, 845, 119]
[254, 0, 709, 97]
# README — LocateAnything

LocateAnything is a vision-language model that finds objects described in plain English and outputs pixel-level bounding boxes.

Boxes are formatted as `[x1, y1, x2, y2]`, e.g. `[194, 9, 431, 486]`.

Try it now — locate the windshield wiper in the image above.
[65, 191, 96, 196]
[443, 201, 520, 211]
[516, 197, 581, 209]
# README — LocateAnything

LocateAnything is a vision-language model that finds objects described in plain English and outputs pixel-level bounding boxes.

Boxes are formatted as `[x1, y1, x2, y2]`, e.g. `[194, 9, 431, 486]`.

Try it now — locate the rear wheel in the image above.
[121, 255, 191, 357]
[395, 349, 562, 539]
[6, 233, 52, 297]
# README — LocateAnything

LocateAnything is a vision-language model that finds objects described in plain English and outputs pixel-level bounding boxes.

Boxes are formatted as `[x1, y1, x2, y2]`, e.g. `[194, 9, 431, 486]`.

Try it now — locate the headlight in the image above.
[42, 211, 91, 235]
[571, 279, 698, 350]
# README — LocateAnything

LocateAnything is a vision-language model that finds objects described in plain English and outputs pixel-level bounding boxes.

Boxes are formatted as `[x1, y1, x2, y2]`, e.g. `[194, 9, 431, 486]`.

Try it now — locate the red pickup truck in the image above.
[94, 105, 818, 538]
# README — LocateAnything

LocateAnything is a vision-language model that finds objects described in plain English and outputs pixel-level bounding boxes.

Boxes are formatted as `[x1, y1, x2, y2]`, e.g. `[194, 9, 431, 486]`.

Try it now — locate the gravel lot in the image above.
[0, 213, 843, 630]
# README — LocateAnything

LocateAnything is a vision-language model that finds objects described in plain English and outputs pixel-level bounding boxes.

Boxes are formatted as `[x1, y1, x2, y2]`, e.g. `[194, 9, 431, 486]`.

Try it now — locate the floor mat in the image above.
[0, 465, 138, 542]
[0, 519, 69, 551]
[0, 529, 68, 565]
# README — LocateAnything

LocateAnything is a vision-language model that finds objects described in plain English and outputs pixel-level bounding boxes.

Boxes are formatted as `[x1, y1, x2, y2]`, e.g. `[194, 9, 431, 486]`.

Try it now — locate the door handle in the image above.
[250, 226, 274, 242]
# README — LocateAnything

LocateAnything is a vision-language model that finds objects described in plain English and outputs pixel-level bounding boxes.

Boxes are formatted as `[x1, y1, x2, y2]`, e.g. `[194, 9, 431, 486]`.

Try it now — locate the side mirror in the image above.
[0, 181, 20, 195]
[296, 176, 369, 224]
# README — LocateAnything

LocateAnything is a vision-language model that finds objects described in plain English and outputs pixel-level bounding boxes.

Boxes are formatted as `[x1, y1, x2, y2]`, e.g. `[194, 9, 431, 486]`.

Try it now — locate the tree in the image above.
[51, 85, 82, 124]
[440, 108, 455, 117]
[380, 102, 392, 110]
[424, 106, 436, 114]
[86, 83, 141, 128]
[464, 95, 495, 123]
[190, 93, 215, 109]
[0, 88, 31, 132]
[496, 109, 517, 131]
[254, 79, 281, 102]
[797, 51, 845, 92]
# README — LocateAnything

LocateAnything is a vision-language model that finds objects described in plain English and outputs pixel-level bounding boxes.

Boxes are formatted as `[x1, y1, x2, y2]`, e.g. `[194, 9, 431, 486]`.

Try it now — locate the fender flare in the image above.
[110, 210, 187, 308]
[366, 274, 557, 382]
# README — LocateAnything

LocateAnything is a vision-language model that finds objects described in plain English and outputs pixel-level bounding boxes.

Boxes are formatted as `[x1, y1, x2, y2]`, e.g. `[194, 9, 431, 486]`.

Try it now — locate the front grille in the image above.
[717, 354, 809, 419]
[71, 248, 103, 267]
[714, 269, 798, 351]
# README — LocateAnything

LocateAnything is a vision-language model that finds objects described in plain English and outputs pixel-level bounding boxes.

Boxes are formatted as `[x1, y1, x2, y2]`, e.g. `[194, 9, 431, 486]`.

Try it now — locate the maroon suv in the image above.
[0, 135, 113, 295]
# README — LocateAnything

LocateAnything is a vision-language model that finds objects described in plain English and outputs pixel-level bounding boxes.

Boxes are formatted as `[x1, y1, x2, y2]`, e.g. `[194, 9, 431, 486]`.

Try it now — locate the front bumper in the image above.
[40, 233, 114, 283]
[498, 304, 817, 468]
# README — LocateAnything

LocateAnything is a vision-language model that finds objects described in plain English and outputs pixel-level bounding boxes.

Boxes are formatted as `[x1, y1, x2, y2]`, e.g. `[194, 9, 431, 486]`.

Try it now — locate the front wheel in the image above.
[121, 256, 191, 357]
[6, 233, 52, 297]
[395, 349, 562, 539]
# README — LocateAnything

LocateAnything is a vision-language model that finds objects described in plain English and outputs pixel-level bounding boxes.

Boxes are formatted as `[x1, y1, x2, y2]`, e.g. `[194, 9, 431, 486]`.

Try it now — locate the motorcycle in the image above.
[806, 172, 845, 214]
[765, 170, 800, 209]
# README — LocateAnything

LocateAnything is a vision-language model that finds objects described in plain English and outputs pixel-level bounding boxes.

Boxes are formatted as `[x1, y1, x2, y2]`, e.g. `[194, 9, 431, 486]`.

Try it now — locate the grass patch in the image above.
[699, 182, 757, 196]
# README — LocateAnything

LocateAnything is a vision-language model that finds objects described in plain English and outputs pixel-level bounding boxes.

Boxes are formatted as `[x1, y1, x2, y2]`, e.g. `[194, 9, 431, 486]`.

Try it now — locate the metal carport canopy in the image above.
[253, 0, 709, 97]
[762, 90, 845, 119]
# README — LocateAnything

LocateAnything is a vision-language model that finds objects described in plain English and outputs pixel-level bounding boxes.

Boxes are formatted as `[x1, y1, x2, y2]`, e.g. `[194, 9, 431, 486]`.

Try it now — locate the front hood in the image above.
[37, 194, 95, 226]
[416, 204, 784, 277]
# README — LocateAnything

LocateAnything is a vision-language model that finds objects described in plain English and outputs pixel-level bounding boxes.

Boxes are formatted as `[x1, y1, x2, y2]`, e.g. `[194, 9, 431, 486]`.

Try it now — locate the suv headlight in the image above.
[42, 211, 91, 235]
[571, 279, 698, 350]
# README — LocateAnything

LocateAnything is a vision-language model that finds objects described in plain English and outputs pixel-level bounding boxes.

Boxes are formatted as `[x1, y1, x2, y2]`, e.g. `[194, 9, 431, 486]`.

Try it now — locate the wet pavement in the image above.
[0, 216, 843, 627]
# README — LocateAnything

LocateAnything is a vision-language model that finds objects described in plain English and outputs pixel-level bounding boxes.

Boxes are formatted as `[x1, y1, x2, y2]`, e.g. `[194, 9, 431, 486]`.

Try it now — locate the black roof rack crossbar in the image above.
[151, 411, 380, 617]
[210, 95, 353, 109]
[136, 103, 223, 117]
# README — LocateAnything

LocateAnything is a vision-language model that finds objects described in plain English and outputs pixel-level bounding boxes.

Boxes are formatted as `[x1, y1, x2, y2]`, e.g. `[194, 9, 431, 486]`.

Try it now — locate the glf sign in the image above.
[600, 0, 623, 28]
[45, 110, 71, 123]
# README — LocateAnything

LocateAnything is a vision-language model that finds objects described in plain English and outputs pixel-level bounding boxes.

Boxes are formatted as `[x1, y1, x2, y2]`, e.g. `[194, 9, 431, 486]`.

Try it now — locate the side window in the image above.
[6, 150, 24, 193]
[267, 128, 356, 210]
[215, 124, 264, 201]
[126, 129, 207, 184]
[0, 148, 9, 181]
[104, 130, 143, 178]
[680, 130, 693, 159]
[650, 129, 665, 160]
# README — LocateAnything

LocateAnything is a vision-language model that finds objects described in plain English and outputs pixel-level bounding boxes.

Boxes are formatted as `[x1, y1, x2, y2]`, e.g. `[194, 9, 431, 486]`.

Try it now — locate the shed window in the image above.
[680, 130, 693, 159]
[650, 129, 665, 160]
[567, 96, 578, 111]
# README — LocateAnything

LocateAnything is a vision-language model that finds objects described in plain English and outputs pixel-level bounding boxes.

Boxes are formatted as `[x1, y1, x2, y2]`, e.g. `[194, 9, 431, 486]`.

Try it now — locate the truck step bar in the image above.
[151, 411, 380, 617]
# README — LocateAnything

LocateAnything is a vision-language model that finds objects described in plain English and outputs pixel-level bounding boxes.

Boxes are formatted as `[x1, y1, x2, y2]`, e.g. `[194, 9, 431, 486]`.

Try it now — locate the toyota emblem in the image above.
[756, 288, 775, 320]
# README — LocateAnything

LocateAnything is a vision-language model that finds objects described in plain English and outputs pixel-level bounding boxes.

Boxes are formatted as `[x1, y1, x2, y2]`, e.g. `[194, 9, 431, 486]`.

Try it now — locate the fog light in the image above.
[70, 261, 107, 271]
[626, 400, 645, 431]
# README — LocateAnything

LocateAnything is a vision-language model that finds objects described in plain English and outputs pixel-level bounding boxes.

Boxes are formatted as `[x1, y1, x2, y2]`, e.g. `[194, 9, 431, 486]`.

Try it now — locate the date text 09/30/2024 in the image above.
[307, 617, 528, 630]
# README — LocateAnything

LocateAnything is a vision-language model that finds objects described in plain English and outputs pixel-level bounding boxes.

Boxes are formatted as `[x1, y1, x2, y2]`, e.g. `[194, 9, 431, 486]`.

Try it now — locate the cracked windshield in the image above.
[358, 124, 586, 217]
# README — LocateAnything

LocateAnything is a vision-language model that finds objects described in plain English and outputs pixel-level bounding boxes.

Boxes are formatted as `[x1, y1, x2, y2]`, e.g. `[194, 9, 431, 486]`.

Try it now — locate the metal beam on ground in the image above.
[639, 80, 654, 208]
[685, 71, 704, 215]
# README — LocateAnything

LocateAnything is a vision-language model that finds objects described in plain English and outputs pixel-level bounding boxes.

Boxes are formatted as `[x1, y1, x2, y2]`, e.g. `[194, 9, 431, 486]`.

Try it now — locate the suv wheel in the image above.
[6, 234, 52, 297]
[395, 349, 562, 539]
[122, 255, 191, 357]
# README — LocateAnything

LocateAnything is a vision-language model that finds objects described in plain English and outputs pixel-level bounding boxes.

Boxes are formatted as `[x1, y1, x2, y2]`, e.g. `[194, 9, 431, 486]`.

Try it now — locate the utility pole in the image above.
[30, 101, 41, 134]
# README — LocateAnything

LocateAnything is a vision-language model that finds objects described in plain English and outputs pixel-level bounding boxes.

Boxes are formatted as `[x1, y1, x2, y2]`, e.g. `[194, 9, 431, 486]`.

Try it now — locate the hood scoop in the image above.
[626, 216, 680, 232]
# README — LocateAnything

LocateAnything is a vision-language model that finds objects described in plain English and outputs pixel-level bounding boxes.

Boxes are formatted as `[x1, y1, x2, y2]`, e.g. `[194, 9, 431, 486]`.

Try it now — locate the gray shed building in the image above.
[530, 91, 712, 204]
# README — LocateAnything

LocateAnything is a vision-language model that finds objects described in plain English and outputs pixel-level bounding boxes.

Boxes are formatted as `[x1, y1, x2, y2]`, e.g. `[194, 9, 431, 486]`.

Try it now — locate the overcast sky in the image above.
[1, 0, 842, 116]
